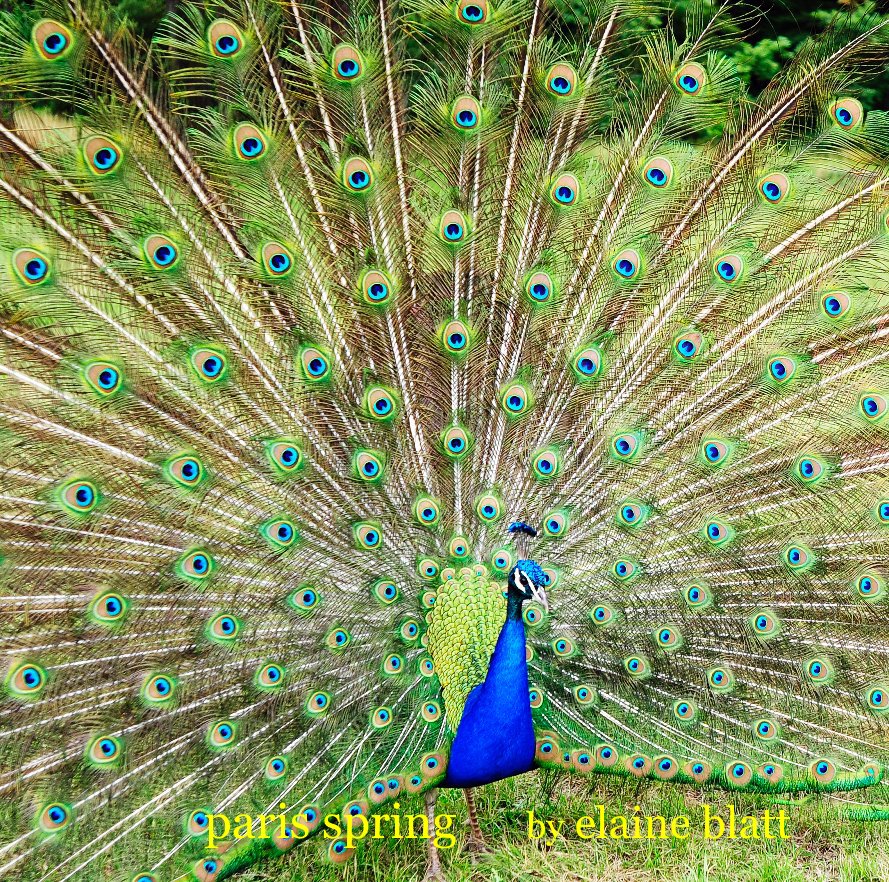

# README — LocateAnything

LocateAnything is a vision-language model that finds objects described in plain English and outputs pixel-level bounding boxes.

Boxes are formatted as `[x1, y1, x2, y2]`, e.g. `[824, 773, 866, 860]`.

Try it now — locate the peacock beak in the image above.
[530, 581, 549, 613]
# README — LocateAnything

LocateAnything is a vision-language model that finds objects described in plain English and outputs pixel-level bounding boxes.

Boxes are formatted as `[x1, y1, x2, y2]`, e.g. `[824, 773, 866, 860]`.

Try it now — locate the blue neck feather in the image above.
[443, 594, 537, 788]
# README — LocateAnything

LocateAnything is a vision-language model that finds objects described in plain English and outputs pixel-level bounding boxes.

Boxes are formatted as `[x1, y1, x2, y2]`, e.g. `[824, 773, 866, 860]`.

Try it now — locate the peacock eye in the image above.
[550, 173, 579, 206]
[714, 254, 743, 282]
[332, 45, 364, 81]
[208, 20, 243, 58]
[343, 157, 373, 192]
[642, 156, 673, 188]
[525, 271, 553, 304]
[675, 62, 706, 94]
[758, 172, 789, 203]
[84, 136, 122, 174]
[674, 331, 703, 361]
[457, 0, 488, 23]
[33, 20, 73, 60]
[362, 270, 394, 306]
[267, 440, 303, 473]
[831, 97, 863, 129]
[13, 248, 51, 285]
[451, 96, 481, 131]
[768, 355, 796, 383]
[572, 345, 602, 380]
[190, 348, 227, 382]
[612, 248, 640, 280]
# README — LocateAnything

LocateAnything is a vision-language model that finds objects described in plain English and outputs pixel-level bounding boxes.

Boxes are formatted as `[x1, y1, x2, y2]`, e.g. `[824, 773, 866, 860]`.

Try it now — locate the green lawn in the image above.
[235, 773, 889, 882]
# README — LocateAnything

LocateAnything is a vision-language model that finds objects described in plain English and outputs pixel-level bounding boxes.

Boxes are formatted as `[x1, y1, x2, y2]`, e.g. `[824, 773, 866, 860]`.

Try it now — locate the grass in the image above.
[235, 773, 889, 882]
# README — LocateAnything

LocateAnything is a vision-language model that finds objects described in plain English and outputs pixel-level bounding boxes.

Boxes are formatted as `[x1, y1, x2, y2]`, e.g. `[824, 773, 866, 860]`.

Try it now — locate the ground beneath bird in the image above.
[236, 775, 889, 882]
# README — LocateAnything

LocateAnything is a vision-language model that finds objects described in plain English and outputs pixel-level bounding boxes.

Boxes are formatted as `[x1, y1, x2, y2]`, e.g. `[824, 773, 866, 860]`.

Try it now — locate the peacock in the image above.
[1, 0, 889, 880]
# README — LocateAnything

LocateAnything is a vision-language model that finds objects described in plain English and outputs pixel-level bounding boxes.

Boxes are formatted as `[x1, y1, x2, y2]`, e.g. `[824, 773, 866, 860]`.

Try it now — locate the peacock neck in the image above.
[506, 591, 524, 622]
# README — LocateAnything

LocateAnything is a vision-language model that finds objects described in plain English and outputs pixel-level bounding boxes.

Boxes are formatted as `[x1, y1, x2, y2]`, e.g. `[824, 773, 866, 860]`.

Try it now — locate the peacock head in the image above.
[506, 522, 549, 612]
[508, 559, 549, 612]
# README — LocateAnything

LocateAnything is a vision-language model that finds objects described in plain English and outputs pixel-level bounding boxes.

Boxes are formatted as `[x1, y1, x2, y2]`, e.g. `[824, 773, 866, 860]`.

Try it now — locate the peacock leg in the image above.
[462, 787, 489, 857]
[423, 788, 446, 882]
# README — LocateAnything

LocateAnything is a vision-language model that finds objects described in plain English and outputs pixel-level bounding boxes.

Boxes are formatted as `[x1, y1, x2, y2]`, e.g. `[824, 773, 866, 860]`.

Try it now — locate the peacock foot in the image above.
[463, 834, 491, 862]
[423, 863, 447, 882]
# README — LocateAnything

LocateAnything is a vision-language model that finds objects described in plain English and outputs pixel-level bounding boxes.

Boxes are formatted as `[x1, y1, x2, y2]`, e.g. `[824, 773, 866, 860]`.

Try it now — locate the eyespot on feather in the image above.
[208, 20, 243, 58]
[342, 157, 373, 192]
[451, 95, 481, 131]
[266, 440, 304, 473]
[299, 346, 331, 382]
[550, 173, 579, 206]
[456, 0, 488, 24]
[674, 62, 706, 95]
[178, 549, 214, 580]
[166, 454, 203, 488]
[207, 613, 241, 642]
[6, 661, 47, 699]
[713, 254, 742, 283]
[233, 124, 266, 160]
[60, 479, 98, 514]
[89, 590, 129, 625]
[83, 361, 122, 395]
[13, 248, 51, 285]
[500, 381, 532, 416]
[571, 345, 602, 381]
[364, 385, 399, 420]
[332, 44, 364, 81]
[256, 663, 285, 690]
[265, 755, 287, 779]
[441, 424, 472, 458]
[144, 235, 179, 270]
[758, 172, 789, 203]
[440, 319, 471, 356]
[261, 243, 294, 277]
[612, 248, 641, 280]
[642, 156, 673, 188]
[546, 63, 577, 97]
[141, 673, 177, 705]
[831, 97, 863, 129]
[361, 270, 394, 306]
[354, 522, 382, 550]
[525, 270, 555, 305]
[207, 720, 237, 749]
[439, 210, 469, 244]
[83, 136, 122, 175]
[33, 20, 73, 60]
[37, 802, 72, 833]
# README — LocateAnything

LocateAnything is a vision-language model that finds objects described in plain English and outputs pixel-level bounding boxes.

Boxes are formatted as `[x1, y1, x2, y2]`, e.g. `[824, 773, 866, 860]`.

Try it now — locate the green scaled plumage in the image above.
[0, 0, 888, 880]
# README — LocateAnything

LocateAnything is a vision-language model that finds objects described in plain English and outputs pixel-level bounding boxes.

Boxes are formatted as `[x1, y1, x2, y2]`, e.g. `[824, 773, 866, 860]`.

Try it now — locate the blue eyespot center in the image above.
[462, 5, 483, 21]
[350, 170, 368, 188]
[338, 59, 358, 77]
[216, 35, 238, 54]
[457, 109, 477, 127]
[647, 167, 666, 185]
[44, 32, 67, 53]
[762, 181, 781, 201]
[154, 245, 175, 266]
[836, 107, 852, 125]
[616, 258, 635, 277]
[98, 368, 118, 388]
[25, 258, 47, 279]
[369, 282, 386, 300]
[680, 74, 698, 92]
[555, 185, 574, 203]
[718, 261, 735, 280]
[551, 76, 570, 94]
[95, 147, 117, 169]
